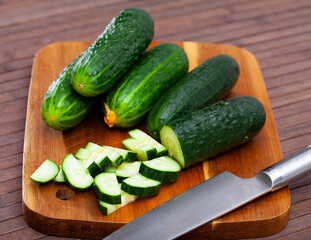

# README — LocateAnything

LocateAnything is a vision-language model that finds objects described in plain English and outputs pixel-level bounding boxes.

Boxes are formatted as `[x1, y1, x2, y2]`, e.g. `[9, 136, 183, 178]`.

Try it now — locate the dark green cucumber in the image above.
[103, 43, 189, 128]
[71, 8, 154, 97]
[41, 59, 95, 131]
[160, 96, 266, 169]
[147, 54, 239, 139]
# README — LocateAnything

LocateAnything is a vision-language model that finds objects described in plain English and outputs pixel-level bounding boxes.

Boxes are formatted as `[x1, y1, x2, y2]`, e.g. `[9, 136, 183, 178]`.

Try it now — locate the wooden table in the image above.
[1, 0, 310, 239]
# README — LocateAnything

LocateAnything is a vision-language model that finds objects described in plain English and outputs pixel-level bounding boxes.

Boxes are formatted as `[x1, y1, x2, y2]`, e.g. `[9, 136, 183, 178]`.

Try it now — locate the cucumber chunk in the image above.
[104, 146, 137, 162]
[75, 148, 92, 160]
[79, 152, 102, 178]
[30, 159, 59, 184]
[105, 162, 141, 182]
[54, 167, 66, 183]
[85, 142, 124, 167]
[121, 173, 161, 197]
[122, 129, 167, 161]
[139, 156, 181, 182]
[62, 154, 93, 190]
[98, 185, 138, 215]
[94, 172, 121, 204]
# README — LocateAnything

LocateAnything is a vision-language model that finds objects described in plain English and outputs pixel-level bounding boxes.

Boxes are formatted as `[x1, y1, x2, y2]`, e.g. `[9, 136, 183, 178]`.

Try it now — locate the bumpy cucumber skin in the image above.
[103, 43, 189, 128]
[71, 8, 154, 97]
[139, 163, 180, 182]
[41, 59, 95, 131]
[160, 96, 266, 169]
[147, 54, 239, 139]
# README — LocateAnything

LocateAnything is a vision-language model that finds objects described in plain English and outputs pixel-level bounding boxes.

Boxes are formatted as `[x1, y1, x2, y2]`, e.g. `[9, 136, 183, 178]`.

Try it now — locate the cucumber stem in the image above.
[104, 103, 116, 127]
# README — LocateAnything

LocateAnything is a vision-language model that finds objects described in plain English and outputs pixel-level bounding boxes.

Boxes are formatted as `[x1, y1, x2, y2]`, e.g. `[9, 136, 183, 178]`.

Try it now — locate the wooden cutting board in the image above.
[22, 41, 290, 239]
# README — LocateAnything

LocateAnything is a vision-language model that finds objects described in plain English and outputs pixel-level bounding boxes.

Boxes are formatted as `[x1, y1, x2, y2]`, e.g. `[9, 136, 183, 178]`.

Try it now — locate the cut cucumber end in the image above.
[30, 159, 59, 184]
[160, 126, 185, 168]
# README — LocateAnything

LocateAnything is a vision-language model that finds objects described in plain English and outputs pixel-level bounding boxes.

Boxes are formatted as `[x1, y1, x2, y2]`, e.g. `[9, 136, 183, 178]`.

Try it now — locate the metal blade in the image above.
[104, 171, 273, 240]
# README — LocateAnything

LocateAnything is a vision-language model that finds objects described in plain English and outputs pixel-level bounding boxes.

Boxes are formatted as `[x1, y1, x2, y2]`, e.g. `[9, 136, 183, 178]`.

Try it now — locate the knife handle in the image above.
[260, 145, 311, 190]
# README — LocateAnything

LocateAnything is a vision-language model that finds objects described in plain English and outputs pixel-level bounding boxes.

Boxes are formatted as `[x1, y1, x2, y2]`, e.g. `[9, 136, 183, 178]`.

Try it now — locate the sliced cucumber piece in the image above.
[123, 129, 168, 161]
[62, 154, 93, 190]
[121, 173, 161, 197]
[139, 156, 181, 182]
[104, 146, 137, 162]
[122, 138, 157, 161]
[85, 142, 104, 153]
[54, 167, 66, 183]
[85, 142, 124, 167]
[105, 162, 141, 182]
[95, 151, 111, 171]
[98, 185, 138, 215]
[30, 159, 59, 184]
[75, 148, 92, 160]
[79, 152, 102, 178]
[94, 172, 121, 204]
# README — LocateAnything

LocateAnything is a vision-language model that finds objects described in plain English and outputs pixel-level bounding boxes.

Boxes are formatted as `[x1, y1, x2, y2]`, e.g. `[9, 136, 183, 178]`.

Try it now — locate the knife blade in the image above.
[104, 145, 311, 240]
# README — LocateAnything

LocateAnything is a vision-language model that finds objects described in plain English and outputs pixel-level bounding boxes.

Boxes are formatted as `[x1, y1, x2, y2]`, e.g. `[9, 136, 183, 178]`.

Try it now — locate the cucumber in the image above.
[62, 154, 94, 190]
[71, 8, 154, 97]
[94, 172, 121, 204]
[79, 152, 102, 178]
[104, 146, 137, 162]
[160, 96, 266, 169]
[121, 173, 161, 197]
[30, 159, 59, 184]
[85, 142, 124, 167]
[105, 161, 141, 182]
[147, 54, 239, 139]
[139, 156, 181, 182]
[103, 43, 189, 128]
[41, 59, 95, 131]
[122, 129, 167, 161]
[129, 129, 168, 157]
[75, 148, 92, 160]
[54, 167, 66, 183]
[98, 185, 138, 215]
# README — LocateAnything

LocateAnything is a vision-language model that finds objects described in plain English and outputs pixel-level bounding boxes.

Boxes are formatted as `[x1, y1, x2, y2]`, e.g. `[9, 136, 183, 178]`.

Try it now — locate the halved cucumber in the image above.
[62, 154, 93, 190]
[54, 167, 66, 183]
[98, 184, 138, 215]
[94, 172, 121, 204]
[30, 159, 59, 184]
[105, 161, 141, 182]
[104, 146, 137, 162]
[122, 129, 167, 161]
[139, 156, 181, 182]
[121, 173, 161, 197]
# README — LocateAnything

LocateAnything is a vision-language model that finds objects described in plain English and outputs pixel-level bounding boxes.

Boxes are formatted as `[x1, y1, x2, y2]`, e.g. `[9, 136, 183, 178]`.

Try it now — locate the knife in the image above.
[104, 145, 311, 240]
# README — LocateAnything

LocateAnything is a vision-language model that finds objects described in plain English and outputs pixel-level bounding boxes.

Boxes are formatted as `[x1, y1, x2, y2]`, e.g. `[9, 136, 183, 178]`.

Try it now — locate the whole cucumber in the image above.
[102, 43, 189, 128]
[71, 8, 154, 97]
[41, 59, 95, 131]
[160, 96, 266, 169]
[147, 55, 239, 139]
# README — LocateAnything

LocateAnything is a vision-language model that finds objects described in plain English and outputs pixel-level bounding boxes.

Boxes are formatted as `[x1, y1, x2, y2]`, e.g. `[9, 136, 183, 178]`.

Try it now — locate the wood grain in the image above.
[22, 41, 289, 239]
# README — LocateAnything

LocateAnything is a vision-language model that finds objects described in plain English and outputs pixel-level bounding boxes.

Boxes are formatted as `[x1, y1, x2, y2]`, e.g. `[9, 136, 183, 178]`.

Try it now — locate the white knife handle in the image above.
[261, 145, 311, 190]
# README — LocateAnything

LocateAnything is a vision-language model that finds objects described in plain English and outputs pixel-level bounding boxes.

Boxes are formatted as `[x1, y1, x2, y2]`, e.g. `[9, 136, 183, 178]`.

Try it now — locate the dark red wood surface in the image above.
[1, 1, 311, 239]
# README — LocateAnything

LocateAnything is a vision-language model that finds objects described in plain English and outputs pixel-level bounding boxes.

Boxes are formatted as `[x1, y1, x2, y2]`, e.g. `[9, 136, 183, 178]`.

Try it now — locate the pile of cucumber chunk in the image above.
[33, 8, 266, 215]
